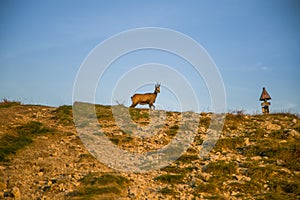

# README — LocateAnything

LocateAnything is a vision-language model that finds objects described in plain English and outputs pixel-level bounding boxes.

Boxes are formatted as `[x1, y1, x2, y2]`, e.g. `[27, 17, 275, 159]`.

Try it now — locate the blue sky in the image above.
[1, 0, 299, 113]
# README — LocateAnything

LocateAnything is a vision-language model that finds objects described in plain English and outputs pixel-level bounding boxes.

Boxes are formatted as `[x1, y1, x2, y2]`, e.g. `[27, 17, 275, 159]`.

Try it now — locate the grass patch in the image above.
[194, 135, 204, 145]
[227, 181, 261, 195]
[159, 187, 178, 196]
[269, 129, 290, 140]
[0, 121, 53, 161]
[176, 154, 199, 164]
[0, 99, 21, 109]
[199, 116, 211, 129]
[214, 137, 245, 152]
[129, 108, 149, 121]
[161, 165, 196, 174]
[242, 139, 300, 171]
[55, 105, 73, 125]
[203, 161, 237, 176]
[268, 180, 300, 195]
[80, 173, 129, 186]
[109, 136, 133, 145]
[154, 174, 184, 184]
[71, 173, 130, 199]
[194, 182, 218, 194]
[75, 186, 121, 197]
[224, 113, 246, 130]
[165, 125, 179, 136]
[96, 107, 114, 121]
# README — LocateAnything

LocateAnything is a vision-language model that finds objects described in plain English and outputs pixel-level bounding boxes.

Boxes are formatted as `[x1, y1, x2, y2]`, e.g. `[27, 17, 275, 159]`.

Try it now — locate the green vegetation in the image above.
[0, 99, 21, 109]
[175, 154, 199, 164]
[0, 121, 53, 161]
[241, 139, 299, 171]
[194, 182, 219, 194]
[159, 187, 179, 196]
[161, 165, 196, 174]
[109, 136, 133, 145]
[55, 105, 73, 125]
[80, 173, 129, 186]
[154, 174, 184, 184]
[204, 161, 237, 175]
[214, 137, 245, 152]
[129, 108, 150, 122]
[223, 113, 246, 130]
[199, 116, 211, 129]
[165, 125, 179, 136]
[95, 104, 114, 121]
[69, 173, 130, 199]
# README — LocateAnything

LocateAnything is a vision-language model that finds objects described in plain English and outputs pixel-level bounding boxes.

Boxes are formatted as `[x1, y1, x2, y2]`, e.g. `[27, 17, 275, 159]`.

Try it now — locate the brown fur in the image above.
[130, 84, 160, 109]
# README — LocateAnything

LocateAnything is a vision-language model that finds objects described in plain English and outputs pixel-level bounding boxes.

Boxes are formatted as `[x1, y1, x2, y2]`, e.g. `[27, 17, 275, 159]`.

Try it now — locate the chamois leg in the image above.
[130, 103, 137, 108]
[149, 104, 155, 110]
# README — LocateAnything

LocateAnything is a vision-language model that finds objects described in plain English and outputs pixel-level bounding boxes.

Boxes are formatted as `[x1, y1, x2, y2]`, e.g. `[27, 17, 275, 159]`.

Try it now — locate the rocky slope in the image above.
[0, 101, 299, 199]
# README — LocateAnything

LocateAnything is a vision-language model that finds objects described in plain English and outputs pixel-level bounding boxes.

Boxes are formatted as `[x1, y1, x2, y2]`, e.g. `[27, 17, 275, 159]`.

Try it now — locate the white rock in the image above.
[266, 123, 281, 131]
[251, 156, 262, 161]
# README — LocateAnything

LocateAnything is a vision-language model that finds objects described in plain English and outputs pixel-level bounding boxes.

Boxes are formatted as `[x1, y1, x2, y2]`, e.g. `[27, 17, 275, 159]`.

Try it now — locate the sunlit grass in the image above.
[0, 121, 53, 161]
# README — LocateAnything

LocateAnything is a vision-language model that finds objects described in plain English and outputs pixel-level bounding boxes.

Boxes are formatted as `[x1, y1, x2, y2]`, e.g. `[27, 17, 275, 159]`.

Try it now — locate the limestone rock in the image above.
[11, 187, 21, 199]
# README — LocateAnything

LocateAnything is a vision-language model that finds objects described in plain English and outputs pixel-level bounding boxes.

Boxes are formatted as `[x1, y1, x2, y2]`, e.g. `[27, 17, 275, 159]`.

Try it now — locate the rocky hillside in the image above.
[0, 101, 299, 200]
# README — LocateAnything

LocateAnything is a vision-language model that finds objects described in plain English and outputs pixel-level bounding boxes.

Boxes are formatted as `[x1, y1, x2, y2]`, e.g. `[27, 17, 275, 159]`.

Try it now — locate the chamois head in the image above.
[155, 83, 161, 94]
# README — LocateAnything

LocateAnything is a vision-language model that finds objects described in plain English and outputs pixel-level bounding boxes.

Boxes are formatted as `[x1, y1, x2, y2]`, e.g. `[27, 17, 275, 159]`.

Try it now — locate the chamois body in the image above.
[130, 84, 160, 109]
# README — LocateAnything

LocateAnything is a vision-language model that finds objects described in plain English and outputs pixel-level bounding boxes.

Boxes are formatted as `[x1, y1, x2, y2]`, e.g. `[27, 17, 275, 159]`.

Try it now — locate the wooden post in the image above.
[259, 87, 271, 114]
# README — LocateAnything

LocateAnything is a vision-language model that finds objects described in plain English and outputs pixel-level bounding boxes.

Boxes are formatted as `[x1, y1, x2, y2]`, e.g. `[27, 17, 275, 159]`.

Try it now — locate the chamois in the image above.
[130, 84, 160, 109]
